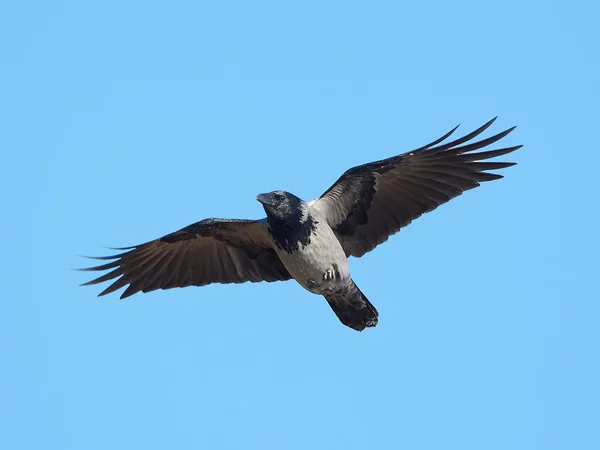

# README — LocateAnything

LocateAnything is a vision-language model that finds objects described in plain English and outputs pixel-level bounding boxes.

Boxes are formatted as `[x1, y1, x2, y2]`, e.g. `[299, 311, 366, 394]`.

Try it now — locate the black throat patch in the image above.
[267, 211, 318, 254]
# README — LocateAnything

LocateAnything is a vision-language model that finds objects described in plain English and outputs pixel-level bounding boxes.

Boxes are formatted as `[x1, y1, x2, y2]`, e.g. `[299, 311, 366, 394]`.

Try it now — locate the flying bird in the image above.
[81, 118, 520, 331]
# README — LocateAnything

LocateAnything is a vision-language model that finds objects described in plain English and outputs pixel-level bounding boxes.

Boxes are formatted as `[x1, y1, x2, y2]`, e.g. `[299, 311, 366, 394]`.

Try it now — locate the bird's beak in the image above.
[256, 193, 273, 206]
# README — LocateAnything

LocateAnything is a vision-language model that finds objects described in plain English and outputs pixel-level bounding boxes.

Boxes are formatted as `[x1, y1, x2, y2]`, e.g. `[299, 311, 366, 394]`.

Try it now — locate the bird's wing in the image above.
[81, 218, 291, 298]
[310, 118, 521, 257]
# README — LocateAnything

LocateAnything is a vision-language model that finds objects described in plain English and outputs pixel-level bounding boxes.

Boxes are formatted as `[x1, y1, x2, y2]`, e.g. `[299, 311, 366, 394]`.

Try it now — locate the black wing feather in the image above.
[80, 218, 291, 298]
[312, 119, 521, 257]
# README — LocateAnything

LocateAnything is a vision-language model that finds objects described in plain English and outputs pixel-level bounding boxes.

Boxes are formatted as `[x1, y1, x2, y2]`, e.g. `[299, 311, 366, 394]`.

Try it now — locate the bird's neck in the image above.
[266, 209, 318, 254]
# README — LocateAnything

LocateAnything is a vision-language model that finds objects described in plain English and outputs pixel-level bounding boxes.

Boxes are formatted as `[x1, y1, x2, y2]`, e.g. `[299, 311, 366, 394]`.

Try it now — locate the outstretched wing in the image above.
[81, 218, 291, 298]
[311, 118, 521, 257]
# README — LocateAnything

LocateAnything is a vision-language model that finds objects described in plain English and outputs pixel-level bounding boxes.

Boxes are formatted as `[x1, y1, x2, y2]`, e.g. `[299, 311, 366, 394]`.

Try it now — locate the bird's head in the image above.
[256, 190, 303, 219]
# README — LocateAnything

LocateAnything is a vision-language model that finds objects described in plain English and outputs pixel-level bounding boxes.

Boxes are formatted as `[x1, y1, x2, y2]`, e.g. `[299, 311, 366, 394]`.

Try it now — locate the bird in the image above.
[81, 117, 520, 331]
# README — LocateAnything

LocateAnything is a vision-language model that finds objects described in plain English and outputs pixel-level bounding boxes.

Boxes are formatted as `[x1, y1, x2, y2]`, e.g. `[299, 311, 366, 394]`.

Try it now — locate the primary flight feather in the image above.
[81, 117, 520, 331]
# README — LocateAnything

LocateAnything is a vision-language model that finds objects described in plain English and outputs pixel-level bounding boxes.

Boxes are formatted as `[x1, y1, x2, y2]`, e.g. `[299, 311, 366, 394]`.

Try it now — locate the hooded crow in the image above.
[81, 118, 520, 331]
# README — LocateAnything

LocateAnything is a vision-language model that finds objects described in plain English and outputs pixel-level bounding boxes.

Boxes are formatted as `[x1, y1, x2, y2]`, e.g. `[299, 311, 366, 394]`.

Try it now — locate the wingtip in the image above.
[454, 116, 498, 133]
[479, 116, 498, 130]
[77, 264, 101, 272]
[98, 286, 115, 297]
[80, 253, 122, 261]
[484, 116, 498, 128]
[415, 122, 462, 151]
[107, 245, 137, 251]
[119, 291, 134, 300]
[78, 254, 106, 261]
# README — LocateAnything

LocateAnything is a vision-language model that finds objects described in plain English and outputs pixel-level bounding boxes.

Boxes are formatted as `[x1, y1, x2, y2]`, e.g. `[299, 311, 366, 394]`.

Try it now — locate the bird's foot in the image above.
[323, 268, 335, 281]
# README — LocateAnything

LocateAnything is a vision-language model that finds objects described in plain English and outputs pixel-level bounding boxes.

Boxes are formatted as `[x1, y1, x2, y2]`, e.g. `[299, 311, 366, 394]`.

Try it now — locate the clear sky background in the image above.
[1, 1, 598, 449]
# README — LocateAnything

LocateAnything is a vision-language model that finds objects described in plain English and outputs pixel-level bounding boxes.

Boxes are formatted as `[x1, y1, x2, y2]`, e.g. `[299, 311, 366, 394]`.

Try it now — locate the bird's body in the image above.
[81, 118, 521, 331]
[255, 191, 378, 329]
[264, 200, 350, 296]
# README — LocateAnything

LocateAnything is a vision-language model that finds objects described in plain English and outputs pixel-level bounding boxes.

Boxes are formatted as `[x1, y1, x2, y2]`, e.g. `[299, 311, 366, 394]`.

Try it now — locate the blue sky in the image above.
[1, 1, 598, 449]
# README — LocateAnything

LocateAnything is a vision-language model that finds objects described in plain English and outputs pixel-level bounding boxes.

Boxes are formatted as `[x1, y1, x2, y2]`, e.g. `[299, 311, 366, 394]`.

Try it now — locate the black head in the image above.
[256, 190, 304, 219]
[256, 190, 315, 253]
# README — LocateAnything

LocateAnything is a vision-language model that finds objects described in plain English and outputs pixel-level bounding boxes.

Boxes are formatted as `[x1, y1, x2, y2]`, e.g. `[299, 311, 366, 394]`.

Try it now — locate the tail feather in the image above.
[324, 281, 378, 331]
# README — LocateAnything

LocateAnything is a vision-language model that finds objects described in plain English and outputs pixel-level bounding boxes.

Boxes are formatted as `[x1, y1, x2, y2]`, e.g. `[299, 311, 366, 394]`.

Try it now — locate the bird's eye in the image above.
[275, 193, 284, 201]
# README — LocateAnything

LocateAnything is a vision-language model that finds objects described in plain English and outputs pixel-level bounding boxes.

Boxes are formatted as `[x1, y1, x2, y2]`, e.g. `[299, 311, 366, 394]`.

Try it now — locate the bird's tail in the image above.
[324, 280, 378, 331]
